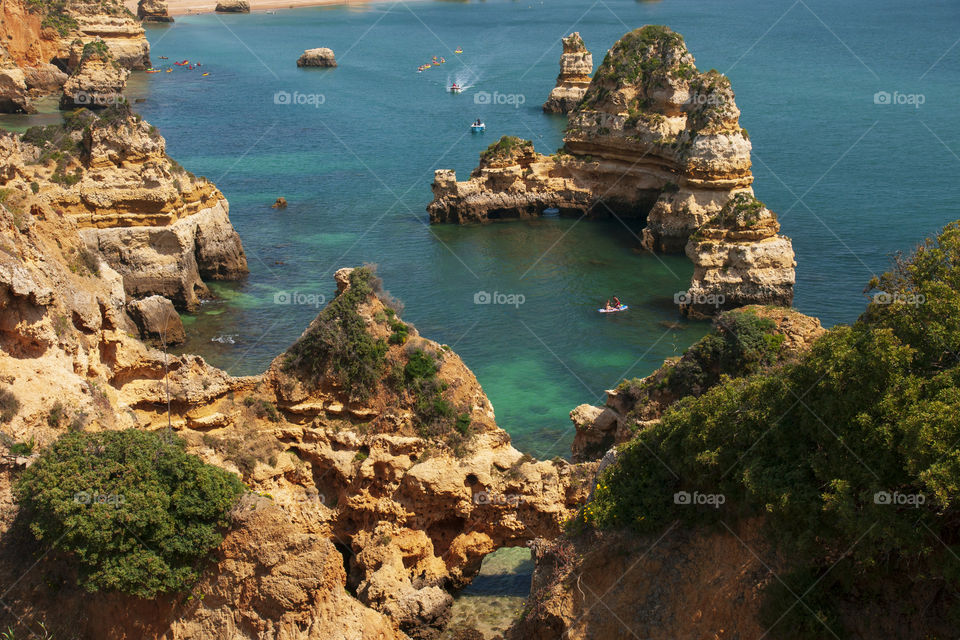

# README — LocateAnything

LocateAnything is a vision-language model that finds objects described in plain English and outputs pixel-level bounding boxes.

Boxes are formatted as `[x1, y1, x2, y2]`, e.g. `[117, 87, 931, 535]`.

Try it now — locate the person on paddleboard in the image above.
[612, 296, 621, 309]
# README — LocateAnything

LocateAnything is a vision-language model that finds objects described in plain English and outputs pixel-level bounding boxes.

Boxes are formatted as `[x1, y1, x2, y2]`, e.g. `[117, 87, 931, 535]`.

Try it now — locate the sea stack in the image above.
[215, 0, 250, 12]
[137, 0, 174, 23]
[297, 48, 337, 67]
[542, 32, 592, 113]
[428, 25, 795, 314]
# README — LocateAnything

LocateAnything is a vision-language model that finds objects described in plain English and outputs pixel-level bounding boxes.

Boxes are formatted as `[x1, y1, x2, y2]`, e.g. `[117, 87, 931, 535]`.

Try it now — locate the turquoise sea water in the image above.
[8, 0, 959, 458]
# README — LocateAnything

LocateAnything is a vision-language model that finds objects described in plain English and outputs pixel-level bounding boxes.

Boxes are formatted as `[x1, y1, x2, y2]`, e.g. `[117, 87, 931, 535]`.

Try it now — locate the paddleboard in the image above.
[598, 306, 628, 313]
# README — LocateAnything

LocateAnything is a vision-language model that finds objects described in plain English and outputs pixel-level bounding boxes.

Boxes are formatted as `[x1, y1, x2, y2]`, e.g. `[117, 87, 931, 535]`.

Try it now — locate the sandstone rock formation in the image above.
[216, 0, 250, 12]
[271, 196, 287, 208]
[542, 32, 592, 114]
[137, 0, 174, 23]
[683, 192, 796, 317]
[429, 26, 795, 314]
[59, 40, 130, 110]
[297, 47, 337, 67]
[127, 295, 185, 344]
[0, 190, 589, 639]
[2, 106, 248, 309]
[0, 0, 149, 112]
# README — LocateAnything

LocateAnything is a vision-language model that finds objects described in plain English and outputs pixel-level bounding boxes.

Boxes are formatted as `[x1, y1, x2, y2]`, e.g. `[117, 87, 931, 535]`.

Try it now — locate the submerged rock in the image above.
[297, 47, 337, 67]
[543, 32, 592, 114]
[271, 196, 287, 208]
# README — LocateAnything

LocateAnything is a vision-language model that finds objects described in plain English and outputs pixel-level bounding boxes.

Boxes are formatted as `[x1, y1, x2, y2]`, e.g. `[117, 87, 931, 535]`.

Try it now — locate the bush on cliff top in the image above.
[284, 266, 388, 401]
[479, 136, 534, 166]
[14, 429, 245, 598]
[586, 221, 960, 637]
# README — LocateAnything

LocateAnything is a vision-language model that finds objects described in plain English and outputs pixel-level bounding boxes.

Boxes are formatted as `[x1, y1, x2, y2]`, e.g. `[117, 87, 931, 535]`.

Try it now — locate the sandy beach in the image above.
[125, 0, 374, 17]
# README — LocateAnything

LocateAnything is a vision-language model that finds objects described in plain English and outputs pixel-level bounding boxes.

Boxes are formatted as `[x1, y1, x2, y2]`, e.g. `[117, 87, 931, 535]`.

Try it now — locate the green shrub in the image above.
[15, 429, 244, 598]
[585, 221, 960, 637]
[9, 439, 34, 456]
[283, 267, 388, 401]
[0, 388, 19, 423]
[47, 402, 66, 427]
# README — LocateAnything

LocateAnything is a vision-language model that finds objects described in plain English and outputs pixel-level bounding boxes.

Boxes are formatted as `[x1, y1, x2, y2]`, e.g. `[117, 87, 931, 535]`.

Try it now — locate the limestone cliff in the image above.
[1, 106, 248, 310]
[137, 0, 172, 22]
[0, 185, 589, 639]
[542, 32, 592, 114]
[0, 0, 149, 112]
[59, 40, 130, 109]
[429, 26, 795, 314]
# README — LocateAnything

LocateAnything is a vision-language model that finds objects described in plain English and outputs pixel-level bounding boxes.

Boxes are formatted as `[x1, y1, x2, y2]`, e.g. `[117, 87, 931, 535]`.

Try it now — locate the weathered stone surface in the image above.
[543, 32, 592, 114]
[59, 42, 129, 110]
[215, 0, 250, 12]
[137, 0, 174, 23]
[127, 295, 185, 344]
[297, 47, 337, 67]
[0, 63, 31, 113]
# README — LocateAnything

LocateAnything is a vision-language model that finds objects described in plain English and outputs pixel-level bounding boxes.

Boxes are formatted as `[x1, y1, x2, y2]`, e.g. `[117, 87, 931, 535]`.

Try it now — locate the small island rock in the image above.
[138, 0, 174, 22]
[215, 0, 250, 13]
[297, 48, 337, 68]
[271, 197, 287, 208]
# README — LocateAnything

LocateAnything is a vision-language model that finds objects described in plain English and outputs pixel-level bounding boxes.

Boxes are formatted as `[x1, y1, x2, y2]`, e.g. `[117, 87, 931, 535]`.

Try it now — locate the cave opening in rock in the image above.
[445, 546, 534, 639]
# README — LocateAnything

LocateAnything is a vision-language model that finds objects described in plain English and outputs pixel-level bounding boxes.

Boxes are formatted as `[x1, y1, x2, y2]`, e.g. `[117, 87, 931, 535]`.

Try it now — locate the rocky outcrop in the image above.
[683, 193, 796, 317]
[508, 521, 778, 640]
[137, 0, 173, 23]
[127, 294, 185, 344]
[0, 196, 588, 640]
[429, 26, 794, 314]
[542, 32, 592, 114]
[297, 48, 337, 68]
[569, 306, 825, 462]
[215, 0, 250, 12]
[2, 106, 247, 310]
[59, 40, 129, 110]
[0, 0, 149, 113]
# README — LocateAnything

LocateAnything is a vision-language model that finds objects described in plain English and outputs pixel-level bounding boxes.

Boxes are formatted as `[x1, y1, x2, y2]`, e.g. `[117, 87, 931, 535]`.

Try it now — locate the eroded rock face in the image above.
[429, 26, 794, 314]
[127, 295, 185, 344]
[59, 42, 130, 110]
[683, 193, 796, 317]
[137, 0, 173, 23]
[297, 48, 337, 67]
[0, 211, 590, 639]
[215, 0, 250, 12]
[543, 32, 592, 114]
[0, 56, 31, 113]
[2, 107, 248, 310]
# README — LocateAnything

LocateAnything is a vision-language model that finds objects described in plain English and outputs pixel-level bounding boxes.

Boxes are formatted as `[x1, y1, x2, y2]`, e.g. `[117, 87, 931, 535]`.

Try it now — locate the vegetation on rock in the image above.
[478, 136, 535, 167]
[584, 221, 960, 637]
[14, 429, 245, 598]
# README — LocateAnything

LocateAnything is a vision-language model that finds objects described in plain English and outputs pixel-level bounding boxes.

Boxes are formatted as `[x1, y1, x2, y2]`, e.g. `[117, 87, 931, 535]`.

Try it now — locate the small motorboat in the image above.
[470, 121, 485, 132]
[450, 83, 463, 93]
[159, 56, 169, 59]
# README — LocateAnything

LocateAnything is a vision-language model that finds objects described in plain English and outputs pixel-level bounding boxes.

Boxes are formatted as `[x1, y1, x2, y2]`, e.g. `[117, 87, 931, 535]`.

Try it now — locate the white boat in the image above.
[470, 122, 485, 132]
[450, 84, 463, 93]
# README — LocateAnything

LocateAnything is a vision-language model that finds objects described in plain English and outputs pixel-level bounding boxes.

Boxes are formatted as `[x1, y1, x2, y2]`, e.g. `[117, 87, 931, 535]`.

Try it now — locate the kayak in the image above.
[598, 305, 628, 313]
